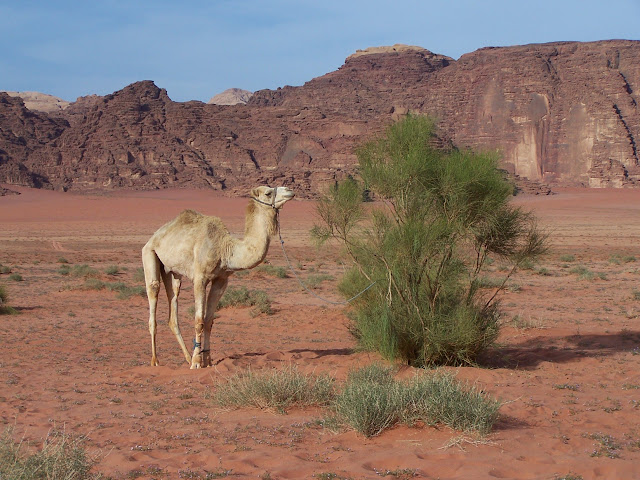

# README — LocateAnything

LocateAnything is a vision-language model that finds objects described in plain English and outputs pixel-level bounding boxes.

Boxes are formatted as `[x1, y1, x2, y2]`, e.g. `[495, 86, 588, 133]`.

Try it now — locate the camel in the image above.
[142, 186, 294, 369]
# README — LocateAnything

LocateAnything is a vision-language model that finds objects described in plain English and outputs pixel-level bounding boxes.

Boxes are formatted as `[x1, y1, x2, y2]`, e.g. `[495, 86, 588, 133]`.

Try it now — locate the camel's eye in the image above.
[266, 191, 272, 197]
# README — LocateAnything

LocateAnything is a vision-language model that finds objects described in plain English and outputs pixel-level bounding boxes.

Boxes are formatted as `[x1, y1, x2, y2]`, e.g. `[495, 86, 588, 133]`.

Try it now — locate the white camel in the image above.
[142, 186, 294, 368]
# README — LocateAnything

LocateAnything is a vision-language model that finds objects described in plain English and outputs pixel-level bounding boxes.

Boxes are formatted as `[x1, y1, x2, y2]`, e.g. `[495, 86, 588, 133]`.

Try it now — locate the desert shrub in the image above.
[333, 364, 500, 437]
[133, 267, 145, 283]
[219, 286, 273, 316]
[0, 265, 12, 274]
[82, 278, 105, 291]
[0, 284, 17, 315]
[57, 264, 71, 275]
[313, 115, 547, 366]
[305, 273, 335, 289]
[0, 427, 97, 480]
[106, 282, 146, 299]
[212, 365, 335, 412]
[70, 264, 100, 278]
[104, 265, 120, 276]
[609, 254, 637, 264]
[255, 264, 288, 278]
[57, 257, 69, 264]
[632, 290, 640, 301]
[8, 273, 23, 282]
[559, 254, 575, 262]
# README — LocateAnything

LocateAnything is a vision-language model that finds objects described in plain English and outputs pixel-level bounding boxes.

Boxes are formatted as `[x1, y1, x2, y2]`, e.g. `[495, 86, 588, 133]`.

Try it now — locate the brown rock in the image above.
[0, 40, 638, 196]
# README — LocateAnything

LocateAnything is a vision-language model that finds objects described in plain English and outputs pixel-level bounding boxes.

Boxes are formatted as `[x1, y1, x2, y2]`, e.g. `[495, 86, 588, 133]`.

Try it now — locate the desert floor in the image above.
[1, 186, 639, 480]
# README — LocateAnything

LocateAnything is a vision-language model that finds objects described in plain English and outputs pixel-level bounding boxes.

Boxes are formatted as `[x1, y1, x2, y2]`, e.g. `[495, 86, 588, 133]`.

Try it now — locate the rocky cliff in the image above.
[1, 40, 638, 195]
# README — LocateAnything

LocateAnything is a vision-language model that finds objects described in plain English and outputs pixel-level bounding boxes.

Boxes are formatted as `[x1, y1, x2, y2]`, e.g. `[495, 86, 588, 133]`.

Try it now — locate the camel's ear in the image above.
[250, 187, 260, 198]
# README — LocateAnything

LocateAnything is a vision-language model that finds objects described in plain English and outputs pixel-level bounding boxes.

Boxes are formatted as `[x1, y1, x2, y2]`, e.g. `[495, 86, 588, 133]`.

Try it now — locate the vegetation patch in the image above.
[255, 264, 288, 278]
[212, 365, 335, 413]
[219, 286, 273, 316]
[0, 284, 18, 315]
[70, 264, 101, 278]
[0, 427, 98, 480]
[333, 364, 500, 437]
[212, 364, 500, 437]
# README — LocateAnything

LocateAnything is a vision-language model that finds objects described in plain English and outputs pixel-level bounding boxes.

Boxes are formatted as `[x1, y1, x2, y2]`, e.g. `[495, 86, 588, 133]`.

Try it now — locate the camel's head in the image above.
[251, 186, 295, 209]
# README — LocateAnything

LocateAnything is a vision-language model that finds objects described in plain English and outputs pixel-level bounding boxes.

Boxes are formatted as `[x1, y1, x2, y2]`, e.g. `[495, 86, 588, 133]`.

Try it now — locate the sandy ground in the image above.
[1, 185, 639, 480]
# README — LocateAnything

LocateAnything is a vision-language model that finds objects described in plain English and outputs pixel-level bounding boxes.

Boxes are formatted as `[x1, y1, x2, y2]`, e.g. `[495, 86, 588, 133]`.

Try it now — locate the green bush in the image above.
[333, 364, 500, 437]
[219, 286, 273, 316]
[0, 427, 97, 480]
[0, 265, 12, 274]
[212, 365, 335, 412]
[8, 273, 23, 282]
[313, 115, 547, 366]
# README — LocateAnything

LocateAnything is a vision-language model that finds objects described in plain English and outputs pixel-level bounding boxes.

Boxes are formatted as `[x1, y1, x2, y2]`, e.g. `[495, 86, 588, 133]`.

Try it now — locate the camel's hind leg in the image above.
[202, 276, 229, 367]
[142, 244, 162, 366]
[161, 269, 191, 364]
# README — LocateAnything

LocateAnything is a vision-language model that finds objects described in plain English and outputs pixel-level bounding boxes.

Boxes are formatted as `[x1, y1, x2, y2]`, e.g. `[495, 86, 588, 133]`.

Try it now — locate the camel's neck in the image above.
[225, 201, 277, 271]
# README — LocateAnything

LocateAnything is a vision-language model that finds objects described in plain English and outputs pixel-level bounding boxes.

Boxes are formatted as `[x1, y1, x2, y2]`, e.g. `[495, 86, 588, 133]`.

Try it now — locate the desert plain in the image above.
[1, 185, 639, 479]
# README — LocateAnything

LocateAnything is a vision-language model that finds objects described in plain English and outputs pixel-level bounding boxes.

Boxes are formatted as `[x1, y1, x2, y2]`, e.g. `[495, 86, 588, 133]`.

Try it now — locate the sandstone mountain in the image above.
[1, 40, 638, 195]
[208, 88, 253, 105]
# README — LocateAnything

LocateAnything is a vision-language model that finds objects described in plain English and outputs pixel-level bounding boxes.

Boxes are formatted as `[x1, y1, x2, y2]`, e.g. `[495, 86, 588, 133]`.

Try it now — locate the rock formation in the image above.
[1, 40, 638, 195]
[1, 91, 71, 114]
[208, 88, 253, 105]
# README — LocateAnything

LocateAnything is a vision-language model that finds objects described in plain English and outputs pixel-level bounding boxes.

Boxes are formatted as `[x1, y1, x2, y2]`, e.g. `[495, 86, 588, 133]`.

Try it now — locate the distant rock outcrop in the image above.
[0, 40, 638, 195]
[208, 88, 253, 105]
[1, 91, 71, 114]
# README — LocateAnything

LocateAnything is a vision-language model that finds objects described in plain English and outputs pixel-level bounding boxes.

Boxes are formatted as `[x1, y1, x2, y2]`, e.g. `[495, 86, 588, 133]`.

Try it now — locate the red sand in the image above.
[1, 186, 640, 479]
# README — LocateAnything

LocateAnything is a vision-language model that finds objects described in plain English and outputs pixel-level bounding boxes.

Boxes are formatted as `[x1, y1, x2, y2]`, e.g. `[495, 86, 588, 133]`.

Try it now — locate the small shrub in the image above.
[632, 290, 640, 301]
[83, 278, 105, 290]
[57, 264, 71, 276]
[0, 427, 97, 480]
[219, 286, 273, 316]
[256, 264, 288, 278]
[333, 364, 500, 437]
[71, 264, 100, 278]
[0, 265, 12, 274]
[212, 365, 335, 412]
[104, 265, 120, 276]
[57, 257, 69, 264]
[569, 265, 595, 280]
[609, 254, 637, 265]
[559, 254, 575, 262]
[0, 284, 18, 315]
[305, 274, 335, 289]
[133, 267, 145, 283]
[106, 282, 146, 299]
[8, 273, 22, 282]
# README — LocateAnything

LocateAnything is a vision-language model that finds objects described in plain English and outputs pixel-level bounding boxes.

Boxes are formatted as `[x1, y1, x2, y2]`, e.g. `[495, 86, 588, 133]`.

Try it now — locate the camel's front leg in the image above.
[202, 276, 229, 367]
[190, 277, 208, 369]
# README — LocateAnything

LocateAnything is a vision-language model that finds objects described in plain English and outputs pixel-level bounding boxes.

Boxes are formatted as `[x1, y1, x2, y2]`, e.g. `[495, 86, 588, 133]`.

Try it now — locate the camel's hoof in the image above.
[150, 358, 159, 367]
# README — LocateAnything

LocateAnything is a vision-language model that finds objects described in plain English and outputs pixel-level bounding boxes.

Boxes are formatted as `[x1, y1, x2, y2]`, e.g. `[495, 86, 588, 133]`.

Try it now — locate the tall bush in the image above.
[313, 115, 547, 366]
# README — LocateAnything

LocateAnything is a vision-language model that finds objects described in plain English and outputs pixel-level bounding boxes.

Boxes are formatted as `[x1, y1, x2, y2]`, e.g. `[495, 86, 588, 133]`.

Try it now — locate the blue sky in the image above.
[1, 0, 639, 102]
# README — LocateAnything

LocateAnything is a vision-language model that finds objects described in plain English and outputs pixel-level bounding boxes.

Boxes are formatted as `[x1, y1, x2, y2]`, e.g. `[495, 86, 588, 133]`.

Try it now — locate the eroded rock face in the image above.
[1, 40, 638, 195]
[208, 88, 253, 105]
[1, 91, 71, 114]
